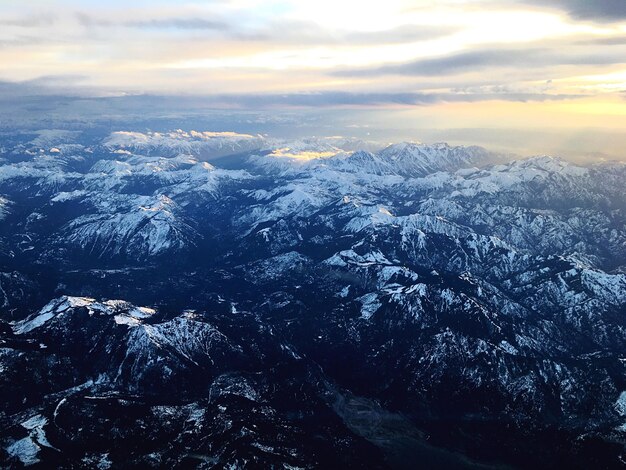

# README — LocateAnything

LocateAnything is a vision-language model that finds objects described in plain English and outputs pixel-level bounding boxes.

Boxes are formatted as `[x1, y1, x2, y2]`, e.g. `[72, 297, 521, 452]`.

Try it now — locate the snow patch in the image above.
[5, 415, 57, 466]
[358, 293, 382, 320]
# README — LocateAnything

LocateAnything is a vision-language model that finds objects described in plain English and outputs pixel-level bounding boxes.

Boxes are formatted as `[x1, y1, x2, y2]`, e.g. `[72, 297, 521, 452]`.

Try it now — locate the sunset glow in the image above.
[2, 1, 626, 158]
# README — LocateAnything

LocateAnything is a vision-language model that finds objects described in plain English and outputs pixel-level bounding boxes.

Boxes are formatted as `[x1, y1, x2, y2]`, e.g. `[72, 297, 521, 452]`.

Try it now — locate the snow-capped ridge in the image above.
[13, 296, 157, 334]
[104, 130, 265, 159]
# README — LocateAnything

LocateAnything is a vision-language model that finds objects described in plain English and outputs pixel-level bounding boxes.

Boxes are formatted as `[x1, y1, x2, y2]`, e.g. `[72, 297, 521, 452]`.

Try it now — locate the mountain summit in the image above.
[1, 130, 625, 468]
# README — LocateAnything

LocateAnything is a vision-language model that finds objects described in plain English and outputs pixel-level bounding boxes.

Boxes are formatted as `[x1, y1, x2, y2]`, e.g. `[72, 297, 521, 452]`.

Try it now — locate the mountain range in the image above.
[1, 129, 625, 468]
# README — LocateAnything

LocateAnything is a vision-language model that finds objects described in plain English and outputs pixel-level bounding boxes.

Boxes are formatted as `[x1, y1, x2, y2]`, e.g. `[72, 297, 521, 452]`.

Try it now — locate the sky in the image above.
[2, 0, 626, 159]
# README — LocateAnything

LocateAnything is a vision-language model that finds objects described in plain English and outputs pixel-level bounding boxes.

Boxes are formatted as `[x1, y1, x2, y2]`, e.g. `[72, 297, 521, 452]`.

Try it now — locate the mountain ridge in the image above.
[0, 129, 625, 468]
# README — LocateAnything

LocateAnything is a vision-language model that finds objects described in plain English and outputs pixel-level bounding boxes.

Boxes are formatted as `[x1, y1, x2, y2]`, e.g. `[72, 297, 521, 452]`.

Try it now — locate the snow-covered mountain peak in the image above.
[29, 129, 81, 149]
[103, 130, 266, 159]
[379, 141, 433, 156]
[510, 155, 585, 173]
[266, 146, 343, 162]
[105, 130, 259, 147]
[323, 150, 393, 175]
[13, 295, 160, 334]
[14, 296, 102, 333]
[246, 140, 349, 175]
[139, 194, 175, 212]
[59, 192, 199, 259]
[377, 141, 500, 176]
[246, 140, 505, 178]
[488, 155, 589, 182]
[321, 135, 386, 152]
[0, 195, 9, 220]
[2, 128, 626, 469]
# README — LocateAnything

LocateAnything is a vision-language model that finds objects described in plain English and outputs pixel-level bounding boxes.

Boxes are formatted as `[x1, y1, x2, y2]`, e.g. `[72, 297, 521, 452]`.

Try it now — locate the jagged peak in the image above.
[13, 296, 157, 334]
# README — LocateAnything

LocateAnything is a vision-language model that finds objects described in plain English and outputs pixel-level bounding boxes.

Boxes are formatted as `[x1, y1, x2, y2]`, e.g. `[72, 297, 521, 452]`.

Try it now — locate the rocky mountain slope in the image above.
[0, 129, 625, 468]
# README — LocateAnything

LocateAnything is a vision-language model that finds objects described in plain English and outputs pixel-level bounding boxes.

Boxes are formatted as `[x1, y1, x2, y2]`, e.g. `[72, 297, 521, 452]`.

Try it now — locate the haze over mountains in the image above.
[5, 0, 626, 160]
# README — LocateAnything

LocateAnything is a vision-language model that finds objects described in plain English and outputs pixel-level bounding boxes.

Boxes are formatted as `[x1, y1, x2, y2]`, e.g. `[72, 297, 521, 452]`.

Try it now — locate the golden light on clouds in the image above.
[1, 0, 626, 140]
[269, 148, 340, 161]
[166, 8, 614, 73]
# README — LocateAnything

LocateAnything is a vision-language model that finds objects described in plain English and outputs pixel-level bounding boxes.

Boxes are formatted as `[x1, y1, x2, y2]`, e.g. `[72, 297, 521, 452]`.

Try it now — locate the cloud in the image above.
[576, 36, 626, 46]
[0, 14, 57, 28]
[0, 1, 622, 112]
[0, 76, 96, 99]
[232, 22, 457, 45]
[333, 47, 626, 77]
[126, 18, 229, 30]
[221, 91, 439, 107]
[0, 36, 45, 48]
[71, 12, 454, 45]
[0, 80, 581, 109]
[74, 13, 229, 31]
[160, 90, 583, 108]
[346, 25, 456, 44]
[520, 0, 626, 22]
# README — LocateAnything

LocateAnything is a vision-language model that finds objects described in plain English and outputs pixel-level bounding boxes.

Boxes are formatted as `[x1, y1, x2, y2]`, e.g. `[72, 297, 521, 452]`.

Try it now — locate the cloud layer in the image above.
[1, 0, 626, 116]
[520, 0, 626, 21]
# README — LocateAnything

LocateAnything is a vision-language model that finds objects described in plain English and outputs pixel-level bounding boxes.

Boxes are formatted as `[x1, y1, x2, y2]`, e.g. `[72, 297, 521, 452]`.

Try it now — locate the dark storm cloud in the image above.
[333, 47, 626, 77]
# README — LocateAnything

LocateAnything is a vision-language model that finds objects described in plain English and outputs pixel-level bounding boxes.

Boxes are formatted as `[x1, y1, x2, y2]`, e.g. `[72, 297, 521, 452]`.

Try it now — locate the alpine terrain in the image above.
[0, 128, 625, 469]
